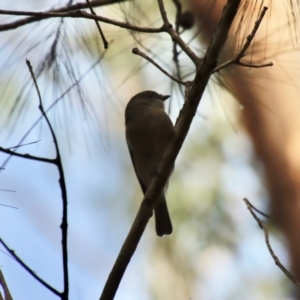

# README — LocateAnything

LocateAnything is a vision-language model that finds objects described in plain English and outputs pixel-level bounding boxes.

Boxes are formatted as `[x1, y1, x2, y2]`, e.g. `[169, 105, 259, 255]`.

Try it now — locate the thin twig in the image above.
[213, 6, 272, 73]
[243, 198, 300, 287]
[0, 0, 127, 31]
[0, 9, 165, 33]
[237, 61, 273, 68]
[172, 0, 182, 35]
[246, 199, 270, 218]
[171, 0, 184, 94]
[0, 146, 55, 164]
[236, 6, 268, 61]
[157, 0, 200, 66]
[8, 140, 41, 149]
[215, 59, 272, 71]
[0, 238, 61, 297]
[1, 53, 106, 171]
[172, 0, 182, 63]
[26, 60, 69, 299]
[132, 47, 186, 85]
[86, 0, 109, 49]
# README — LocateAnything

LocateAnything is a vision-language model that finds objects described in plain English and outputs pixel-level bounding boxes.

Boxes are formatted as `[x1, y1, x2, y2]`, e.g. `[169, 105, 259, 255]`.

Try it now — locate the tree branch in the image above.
[99, 1, 241, 299]
[86, 0, 109, 49]
[243, 198, 300, 287]
[0, 238, 61, 297]
[0, 9, 165, 33]
[0, 0, 127, 31]
[132, 47, 186, 85]
[213, 6, 273, 73]
[0, 146, 55, 164]
[157, 0, 200, 66]
[26, 60, 69, 299]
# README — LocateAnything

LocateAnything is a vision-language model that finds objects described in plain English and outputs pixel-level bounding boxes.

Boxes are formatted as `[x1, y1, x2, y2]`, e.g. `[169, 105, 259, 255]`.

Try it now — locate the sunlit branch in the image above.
[157, 0, 200, 66]
[244, 198, 300, 287]
[213, 6, 272, 73]
[132, 47, 186, 86]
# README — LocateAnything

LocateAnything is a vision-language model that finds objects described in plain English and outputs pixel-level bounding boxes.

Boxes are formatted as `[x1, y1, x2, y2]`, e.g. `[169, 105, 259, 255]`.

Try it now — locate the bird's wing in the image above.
[128, 146, 147, 194]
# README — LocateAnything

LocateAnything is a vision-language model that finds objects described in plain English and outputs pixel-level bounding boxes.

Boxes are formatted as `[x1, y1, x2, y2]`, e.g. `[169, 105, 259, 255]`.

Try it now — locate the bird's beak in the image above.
[161, 95, 170, 101]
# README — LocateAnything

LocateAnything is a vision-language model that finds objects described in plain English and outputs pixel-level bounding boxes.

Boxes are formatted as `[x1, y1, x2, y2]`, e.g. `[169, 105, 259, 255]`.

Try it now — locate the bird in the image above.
[125, 90, 174, 236]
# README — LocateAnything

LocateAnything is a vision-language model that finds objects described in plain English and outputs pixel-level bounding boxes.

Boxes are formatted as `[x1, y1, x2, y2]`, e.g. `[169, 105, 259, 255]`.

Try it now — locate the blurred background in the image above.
[0, 0, 299, 299]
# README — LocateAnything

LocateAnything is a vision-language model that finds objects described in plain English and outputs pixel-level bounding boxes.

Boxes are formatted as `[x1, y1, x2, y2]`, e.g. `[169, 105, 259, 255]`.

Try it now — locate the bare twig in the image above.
[172, 0, 182, 35]
[0, 146, 55, 164]
[1, 53, 106, 171]
[213, 6, 272, 73]
[172, 0, 182, 63]
[0, 0, 127, 31]
[26, 60, 69, 299]
[8, 140, 41, 149]
[0, 238, 61, 297]
[132, 47, 186, 85]
[157, 0, 200, 66]
[0, 9, 165, 33]
[236, 6, 268, 61]
[86, 0, 109, 49]
[237, 61, 273, 68]
[215, 60, 272, 71]
[243, 198, 300, 287]
[246, 199, 270, 218]
[99, 1, 241, 299]
[171, 0, 184, 93]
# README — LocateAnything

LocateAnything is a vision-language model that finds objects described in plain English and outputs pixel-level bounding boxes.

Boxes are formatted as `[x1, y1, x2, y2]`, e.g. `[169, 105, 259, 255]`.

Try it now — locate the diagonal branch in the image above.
[0, 238, 61, 297]
[86, 0, 109, 49]
[99, 1, 241, 299]
[244, 198, 300, 287]
[0, 146, 55, 164]
[171, 0, 183, 89]
[132, 47, 186, 85]
[213, 6, 273, 73]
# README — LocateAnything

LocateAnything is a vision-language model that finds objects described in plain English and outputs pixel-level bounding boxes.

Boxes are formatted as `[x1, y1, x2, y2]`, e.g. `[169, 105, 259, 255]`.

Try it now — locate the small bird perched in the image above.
[125, 91, 174, 236]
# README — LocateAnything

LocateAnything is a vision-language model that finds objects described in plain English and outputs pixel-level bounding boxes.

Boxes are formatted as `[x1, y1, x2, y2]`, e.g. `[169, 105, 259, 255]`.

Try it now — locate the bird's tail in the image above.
[154, 195, 173, 236]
